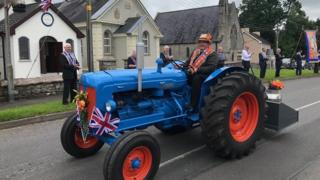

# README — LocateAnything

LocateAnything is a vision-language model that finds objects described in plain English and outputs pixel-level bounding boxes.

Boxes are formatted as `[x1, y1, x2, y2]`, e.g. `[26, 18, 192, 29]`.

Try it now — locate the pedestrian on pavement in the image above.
[60, 43, 80, 105]
[296, 50, 303, 76]
[217, 47, 226, 68]
[259, 48, 268, 79]
[127, 50, 137, 69]
[160, 45, 174, 67]
[275, 48, 283, 77]
[242, 45, 253, 72]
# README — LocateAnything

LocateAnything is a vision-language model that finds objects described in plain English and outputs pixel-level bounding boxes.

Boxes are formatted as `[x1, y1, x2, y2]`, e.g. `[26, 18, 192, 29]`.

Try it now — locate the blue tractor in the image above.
[60, 59, 298, 180]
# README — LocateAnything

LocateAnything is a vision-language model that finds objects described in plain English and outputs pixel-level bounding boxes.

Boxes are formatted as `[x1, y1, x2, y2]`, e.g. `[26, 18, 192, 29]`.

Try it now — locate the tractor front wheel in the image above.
[60, 113, 104, 158]
[103, 131, 160, 180]
[201, 71, 266, 159]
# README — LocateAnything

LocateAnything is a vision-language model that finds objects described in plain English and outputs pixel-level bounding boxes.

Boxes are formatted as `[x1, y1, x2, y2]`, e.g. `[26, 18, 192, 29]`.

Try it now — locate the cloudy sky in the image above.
[140, 0, 320, 20]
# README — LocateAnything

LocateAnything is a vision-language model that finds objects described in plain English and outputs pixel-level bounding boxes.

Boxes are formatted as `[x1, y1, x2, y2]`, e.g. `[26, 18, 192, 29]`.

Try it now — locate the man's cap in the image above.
[198, 33, 213, 43]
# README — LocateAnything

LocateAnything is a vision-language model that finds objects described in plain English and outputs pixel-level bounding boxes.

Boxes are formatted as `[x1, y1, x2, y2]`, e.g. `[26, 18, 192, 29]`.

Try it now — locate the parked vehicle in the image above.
[60, 58, 298, 180]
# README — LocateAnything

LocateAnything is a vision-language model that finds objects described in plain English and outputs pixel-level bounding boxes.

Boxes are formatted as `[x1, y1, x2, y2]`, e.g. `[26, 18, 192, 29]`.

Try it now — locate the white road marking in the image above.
[159, 145, 206, 168]
[295, 100, 320, 111]
[159, 100, 320, 169]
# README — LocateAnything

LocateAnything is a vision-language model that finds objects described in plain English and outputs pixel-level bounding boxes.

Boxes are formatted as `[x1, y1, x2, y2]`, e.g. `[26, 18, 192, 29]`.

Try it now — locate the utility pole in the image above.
[86, 0, 94, 72]
[136, 18, 144, 93]
[4, 0, 15, 102]
[275, 27, 280, 51]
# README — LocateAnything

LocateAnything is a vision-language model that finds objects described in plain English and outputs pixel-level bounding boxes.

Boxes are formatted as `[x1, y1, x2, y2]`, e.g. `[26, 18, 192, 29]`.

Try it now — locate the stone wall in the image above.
[0, 75, 65, 102]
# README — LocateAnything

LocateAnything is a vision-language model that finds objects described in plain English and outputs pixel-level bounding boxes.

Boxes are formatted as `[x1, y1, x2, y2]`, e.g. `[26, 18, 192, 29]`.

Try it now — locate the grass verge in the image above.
[0, 100, 75, 122]
[252, 68, 319, 81]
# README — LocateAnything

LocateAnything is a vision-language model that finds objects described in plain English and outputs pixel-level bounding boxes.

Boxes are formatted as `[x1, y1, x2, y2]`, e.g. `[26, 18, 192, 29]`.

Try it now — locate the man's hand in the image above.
[74, 65, 81, 70]
[187, 68, 195, 75]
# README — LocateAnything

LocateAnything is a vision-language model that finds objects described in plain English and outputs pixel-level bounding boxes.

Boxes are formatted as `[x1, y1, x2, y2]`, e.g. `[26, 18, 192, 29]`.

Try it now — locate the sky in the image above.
[140, 0, 320, 20]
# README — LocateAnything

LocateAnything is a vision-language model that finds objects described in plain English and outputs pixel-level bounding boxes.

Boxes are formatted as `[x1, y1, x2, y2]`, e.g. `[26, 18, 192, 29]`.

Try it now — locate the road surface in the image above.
[1, 77, 320, 180]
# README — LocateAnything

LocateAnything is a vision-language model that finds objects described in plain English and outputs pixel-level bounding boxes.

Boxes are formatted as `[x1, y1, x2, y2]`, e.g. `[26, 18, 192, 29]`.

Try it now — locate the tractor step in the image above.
[265, 101, 299, 131]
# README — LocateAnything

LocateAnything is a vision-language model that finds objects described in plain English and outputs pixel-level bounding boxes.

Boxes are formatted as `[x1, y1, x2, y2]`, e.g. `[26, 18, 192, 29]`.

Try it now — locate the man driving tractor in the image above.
[185, 33, 218, 110]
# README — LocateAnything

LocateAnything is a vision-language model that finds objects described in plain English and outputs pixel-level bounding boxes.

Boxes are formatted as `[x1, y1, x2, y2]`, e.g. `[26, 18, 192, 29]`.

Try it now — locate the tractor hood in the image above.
[80, 68, 187, 93]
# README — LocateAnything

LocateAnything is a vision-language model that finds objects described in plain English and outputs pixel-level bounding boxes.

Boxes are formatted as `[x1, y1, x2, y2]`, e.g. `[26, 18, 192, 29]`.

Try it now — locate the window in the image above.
[19, 37, 30, 60]
[143, 31, 150, 55]
[186, 47, 190, 58]
[104, 30, 112, 56]
[66, 39, 74, 51]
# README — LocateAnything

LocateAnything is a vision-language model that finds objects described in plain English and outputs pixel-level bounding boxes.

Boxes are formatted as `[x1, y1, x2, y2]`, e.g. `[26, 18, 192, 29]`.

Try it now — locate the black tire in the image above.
[103, 131, 160, 180]
[60, 113, 104, 158]
[201, 71, 266, 159]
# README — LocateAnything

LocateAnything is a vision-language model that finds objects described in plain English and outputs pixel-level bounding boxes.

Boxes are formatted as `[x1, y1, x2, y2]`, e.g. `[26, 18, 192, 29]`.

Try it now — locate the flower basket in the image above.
[267, 80, 284, 102]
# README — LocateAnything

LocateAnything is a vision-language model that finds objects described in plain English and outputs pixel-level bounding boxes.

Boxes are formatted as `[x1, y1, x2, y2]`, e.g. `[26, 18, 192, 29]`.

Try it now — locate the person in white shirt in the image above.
[242, 45, 252, 72]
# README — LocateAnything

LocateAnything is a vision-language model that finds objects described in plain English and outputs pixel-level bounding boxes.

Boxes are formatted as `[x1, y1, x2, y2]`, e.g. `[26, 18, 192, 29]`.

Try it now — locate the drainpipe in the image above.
[136, 18, 144, 93]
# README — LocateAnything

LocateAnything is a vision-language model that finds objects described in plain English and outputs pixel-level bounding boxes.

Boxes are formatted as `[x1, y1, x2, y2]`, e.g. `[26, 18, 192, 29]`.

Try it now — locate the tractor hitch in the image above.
[265, 101, 299, 131]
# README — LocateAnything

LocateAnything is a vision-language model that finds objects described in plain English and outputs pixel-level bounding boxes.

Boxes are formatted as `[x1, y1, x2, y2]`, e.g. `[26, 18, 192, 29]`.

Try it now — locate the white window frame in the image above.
[143, 31, 150, 55]
[104, 30, 112, 56]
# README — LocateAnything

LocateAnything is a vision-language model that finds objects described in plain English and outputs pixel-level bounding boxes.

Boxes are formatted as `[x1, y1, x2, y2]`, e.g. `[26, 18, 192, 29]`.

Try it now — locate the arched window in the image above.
[19, 37, 30, 60]
[66, 39, 74, 51]
[143, 31, 150, 55]
[186, 47, 190, 58]
[104, 30, 112, 56]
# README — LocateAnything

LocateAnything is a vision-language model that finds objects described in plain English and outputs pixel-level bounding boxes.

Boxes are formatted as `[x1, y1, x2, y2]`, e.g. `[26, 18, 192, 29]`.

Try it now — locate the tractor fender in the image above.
[199, 67, 246, 109]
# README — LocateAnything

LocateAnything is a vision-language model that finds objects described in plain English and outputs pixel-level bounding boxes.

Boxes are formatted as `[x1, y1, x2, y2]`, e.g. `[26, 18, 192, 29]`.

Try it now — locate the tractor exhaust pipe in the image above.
[136, 17, 145, 93]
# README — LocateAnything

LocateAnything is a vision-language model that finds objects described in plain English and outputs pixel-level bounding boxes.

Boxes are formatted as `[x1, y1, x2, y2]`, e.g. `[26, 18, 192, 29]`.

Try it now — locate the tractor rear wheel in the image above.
[60, 113, 104, 158]
[201, 71, 266, 159]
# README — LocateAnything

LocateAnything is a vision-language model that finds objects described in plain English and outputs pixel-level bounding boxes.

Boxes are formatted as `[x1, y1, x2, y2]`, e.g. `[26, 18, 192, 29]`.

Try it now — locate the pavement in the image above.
[1, 77, 320, 180]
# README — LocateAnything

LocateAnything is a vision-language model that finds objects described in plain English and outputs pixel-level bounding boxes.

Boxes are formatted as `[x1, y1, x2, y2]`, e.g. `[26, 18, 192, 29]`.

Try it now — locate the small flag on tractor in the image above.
[40, 0, 52, 12]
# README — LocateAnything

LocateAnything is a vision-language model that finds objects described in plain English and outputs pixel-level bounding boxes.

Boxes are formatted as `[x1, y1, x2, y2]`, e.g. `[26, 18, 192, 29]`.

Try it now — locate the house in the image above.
[242, 28, 272, 64]
[0, 1, 86, 101]
[155, 0, 244, 63]
[58, 0, 163, 70]
[0, 1, 84, 80]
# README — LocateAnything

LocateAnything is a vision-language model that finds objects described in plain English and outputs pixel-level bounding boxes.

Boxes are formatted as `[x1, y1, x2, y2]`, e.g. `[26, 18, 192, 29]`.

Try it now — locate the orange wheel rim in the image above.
[122, 146, 153, 180]
[74, 127, 99, 149]
[229, 92, 259, 143]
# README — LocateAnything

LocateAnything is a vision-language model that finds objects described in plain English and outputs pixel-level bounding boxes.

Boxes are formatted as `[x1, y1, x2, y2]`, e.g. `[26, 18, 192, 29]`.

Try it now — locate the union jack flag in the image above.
[40, 0, 52, 12]
[89, 107, 120, 135]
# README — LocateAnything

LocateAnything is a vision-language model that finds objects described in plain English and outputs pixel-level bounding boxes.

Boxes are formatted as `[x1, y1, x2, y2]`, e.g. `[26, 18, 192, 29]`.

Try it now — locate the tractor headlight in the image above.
[106, 100, 117, 112]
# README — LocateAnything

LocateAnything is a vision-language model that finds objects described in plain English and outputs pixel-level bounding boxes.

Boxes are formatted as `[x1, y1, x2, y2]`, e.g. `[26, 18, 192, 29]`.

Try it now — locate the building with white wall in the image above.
[0, 2, 84, 79]
[58, 0, 162, 70]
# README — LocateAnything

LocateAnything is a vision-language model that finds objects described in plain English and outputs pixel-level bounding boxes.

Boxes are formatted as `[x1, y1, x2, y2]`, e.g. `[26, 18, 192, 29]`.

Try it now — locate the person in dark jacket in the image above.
[160, 45, 173, 67]
[275, 48, 283, 77]
[296, 50, 303, 76]
[185, 33, 218, 110]
[259, 48, 268, 79]
[127, 50, 137, 69]
[60, 43, 80, 105]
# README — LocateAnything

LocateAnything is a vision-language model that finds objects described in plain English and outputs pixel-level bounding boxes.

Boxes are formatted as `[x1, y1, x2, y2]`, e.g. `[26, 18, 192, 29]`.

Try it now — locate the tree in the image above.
[279, 0, 313, 57]
[239, 0, 286, 45]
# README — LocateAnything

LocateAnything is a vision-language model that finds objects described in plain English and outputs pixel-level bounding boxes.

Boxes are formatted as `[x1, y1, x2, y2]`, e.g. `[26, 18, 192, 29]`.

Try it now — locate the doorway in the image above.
[39, 36, 63, 74]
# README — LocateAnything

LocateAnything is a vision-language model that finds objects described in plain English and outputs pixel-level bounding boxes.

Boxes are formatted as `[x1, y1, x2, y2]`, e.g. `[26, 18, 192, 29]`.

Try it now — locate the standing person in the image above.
[259, 48, 268, 79]
[127, 50, 137, 69]
[296, 50, 303, 76]
[184, 33, 218, 111]
[217, 47, 226, 68]
[60, 43, 80, 105]
[275, 48, 283, 77]
[242, 45, 252, 72]
[160, 45, 173, 67]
